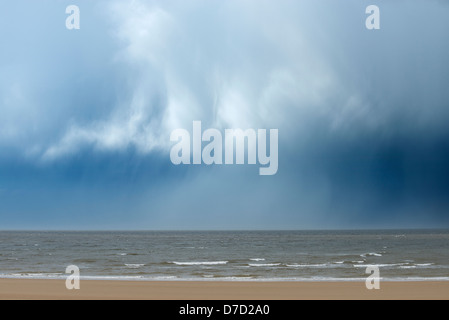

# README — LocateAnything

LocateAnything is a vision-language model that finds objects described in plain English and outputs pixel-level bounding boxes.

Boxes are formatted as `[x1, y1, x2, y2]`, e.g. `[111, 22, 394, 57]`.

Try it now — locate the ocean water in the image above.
[0, 230, 448, 281]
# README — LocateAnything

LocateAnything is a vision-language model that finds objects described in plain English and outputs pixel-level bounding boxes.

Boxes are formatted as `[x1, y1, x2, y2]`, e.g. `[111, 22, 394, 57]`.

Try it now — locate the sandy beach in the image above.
[0, 279, 448, 300]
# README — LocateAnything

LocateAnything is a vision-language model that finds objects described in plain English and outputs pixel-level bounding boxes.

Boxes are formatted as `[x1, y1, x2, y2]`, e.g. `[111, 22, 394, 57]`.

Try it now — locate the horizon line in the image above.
[0, 227, 448, 232]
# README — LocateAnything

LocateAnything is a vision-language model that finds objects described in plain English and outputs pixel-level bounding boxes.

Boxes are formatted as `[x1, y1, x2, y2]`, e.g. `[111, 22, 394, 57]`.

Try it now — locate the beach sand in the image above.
[0, 279, 448, 300]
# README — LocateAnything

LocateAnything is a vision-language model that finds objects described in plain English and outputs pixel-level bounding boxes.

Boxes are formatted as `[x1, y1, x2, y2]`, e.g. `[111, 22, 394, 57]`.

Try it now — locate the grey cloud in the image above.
[1, 1, 449, 228]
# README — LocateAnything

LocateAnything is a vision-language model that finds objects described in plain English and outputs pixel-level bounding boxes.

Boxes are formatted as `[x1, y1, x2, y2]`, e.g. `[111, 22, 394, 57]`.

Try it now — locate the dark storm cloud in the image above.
[0, 0, 448, 229]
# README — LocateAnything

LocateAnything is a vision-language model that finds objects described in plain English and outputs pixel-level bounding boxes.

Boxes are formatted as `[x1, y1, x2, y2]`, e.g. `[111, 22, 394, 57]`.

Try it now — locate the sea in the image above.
[0, 230, 448, 281]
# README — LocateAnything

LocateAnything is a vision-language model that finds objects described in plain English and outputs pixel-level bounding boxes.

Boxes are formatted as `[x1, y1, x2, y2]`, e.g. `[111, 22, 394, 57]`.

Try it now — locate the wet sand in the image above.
[0, 279, 448, 300]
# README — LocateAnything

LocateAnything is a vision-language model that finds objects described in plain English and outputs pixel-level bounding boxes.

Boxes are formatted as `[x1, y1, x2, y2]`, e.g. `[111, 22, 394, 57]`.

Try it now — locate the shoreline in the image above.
[1, 276, 449, 282]
[0, 279, 448, 300]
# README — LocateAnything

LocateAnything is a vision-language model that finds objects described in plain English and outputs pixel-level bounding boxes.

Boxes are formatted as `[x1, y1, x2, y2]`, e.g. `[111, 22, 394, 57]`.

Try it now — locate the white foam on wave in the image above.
[1, 273, 449, 282]
[353, 263, 404, 268]
[384, 277, 449, 282]
[249, 263, 281, 267]
[225, 277, 255, 280]
[152, 276, 178, 280]
[360, 253, 382, 258]
[250, 258, 266, 261]
[172, 261, 228, 266]
[355, 262, 440, 269]
[81, 275, 145, 280]
[7, 273, 64, 279]
[286, 263, 330, 268]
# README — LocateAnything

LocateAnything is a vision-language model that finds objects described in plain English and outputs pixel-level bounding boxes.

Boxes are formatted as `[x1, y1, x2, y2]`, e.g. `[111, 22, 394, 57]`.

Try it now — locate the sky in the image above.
[0, 0, 448, 230]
